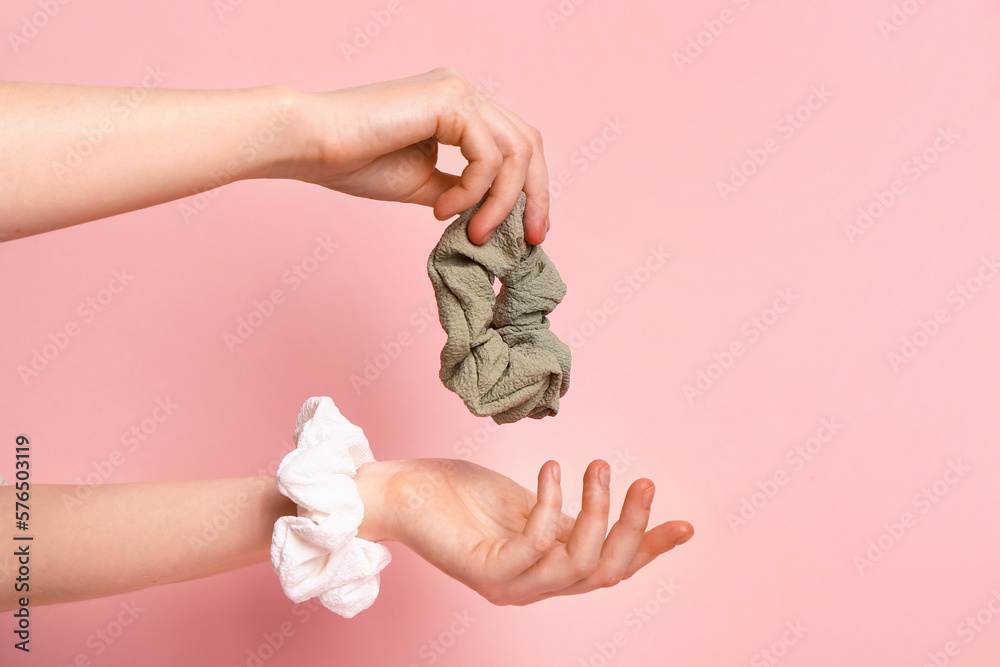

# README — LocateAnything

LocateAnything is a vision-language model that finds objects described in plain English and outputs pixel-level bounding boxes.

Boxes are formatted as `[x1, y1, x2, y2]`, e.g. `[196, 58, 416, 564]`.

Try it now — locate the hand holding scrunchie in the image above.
[428, 192, 571, 423]
[270, 397, 391, 618]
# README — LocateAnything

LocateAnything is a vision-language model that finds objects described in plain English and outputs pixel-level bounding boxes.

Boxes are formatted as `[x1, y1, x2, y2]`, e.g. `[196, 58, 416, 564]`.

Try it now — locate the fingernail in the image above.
[552, 462, 561, 484]
[642, 486, 655, 509]
[674, 531, 693, 546]
[544, 216, 550, 233]
[599, 465, 610, 490]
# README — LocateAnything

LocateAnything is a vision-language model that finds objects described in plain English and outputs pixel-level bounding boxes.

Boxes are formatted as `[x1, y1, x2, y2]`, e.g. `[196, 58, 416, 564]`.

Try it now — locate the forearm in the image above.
[0, 477, 297, 610]
[0, 81, 308, 241]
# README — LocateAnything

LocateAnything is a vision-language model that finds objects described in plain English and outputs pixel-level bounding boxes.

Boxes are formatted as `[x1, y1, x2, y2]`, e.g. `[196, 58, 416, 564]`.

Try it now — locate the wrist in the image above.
[354, 459, 406, 543]
[240, 84, 313, 182]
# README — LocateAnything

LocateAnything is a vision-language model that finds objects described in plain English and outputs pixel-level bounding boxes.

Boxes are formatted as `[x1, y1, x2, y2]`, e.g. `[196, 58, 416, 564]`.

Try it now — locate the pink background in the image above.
[3, 0, 1000, 665]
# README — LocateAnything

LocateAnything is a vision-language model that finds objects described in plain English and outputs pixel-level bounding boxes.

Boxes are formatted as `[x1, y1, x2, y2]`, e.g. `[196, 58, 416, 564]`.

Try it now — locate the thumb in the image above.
[406, 168, 461, 211]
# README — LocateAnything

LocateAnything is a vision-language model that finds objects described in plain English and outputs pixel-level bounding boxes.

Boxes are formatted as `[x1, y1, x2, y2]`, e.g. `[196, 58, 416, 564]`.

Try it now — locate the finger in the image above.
[389, 139, 459, 207]
[555, 511, 575, 543]
[580, 479, 655, 590]
[465, 108, 533, 244]
[494, 103, 549, 245]
[513, 479, 654, 601]
[432, 114, 503, 223]
[489, 460, 563, 581]
[486, 460, 610, 603]
[563, 460, 612, 571]
[621, 521, 694, 580]
[405, 168, 461, 208]
[518, 491, 575, 544]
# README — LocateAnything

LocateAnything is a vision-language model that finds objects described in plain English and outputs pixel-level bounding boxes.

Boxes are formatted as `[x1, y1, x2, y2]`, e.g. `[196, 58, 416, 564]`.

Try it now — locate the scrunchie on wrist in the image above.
[270, 396, 391, 618]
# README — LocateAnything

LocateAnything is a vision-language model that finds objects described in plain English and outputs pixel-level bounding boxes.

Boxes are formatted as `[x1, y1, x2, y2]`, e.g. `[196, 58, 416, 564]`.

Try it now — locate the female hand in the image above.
[294, 68, 550, 245]
[355, 458, 693, 606]
[0, 68, 547, 243]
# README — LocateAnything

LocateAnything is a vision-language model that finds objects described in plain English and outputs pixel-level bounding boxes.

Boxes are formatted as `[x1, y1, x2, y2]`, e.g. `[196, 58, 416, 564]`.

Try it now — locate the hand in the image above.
[355, 458, 693, 606]
[292, 68, 550, 245]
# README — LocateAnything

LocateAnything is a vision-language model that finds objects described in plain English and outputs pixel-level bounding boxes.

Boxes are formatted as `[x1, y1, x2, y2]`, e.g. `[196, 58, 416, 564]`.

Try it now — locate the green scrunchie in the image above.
[427, 193, 571, 424]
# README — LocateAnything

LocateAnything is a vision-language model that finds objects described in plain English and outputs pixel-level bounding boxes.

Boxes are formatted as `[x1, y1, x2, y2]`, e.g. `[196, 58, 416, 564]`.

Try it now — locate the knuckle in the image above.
[526, 125, 544, 149]
[532, 531, 555, 554]
[599, 571, 624, 588]
[571, 558, 600, 579]
[432, 66, 465, 82]
[482, 150, 504, 171]
[435, 74, 472, 106]
[511, 136, 533, 161]
[436, 69, 477, 102]
[486, 592, 513, 607]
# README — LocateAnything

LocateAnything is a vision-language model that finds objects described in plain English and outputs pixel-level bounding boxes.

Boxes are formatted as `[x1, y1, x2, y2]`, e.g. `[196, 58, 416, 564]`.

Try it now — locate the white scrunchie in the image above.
[270, 397, 391, 618]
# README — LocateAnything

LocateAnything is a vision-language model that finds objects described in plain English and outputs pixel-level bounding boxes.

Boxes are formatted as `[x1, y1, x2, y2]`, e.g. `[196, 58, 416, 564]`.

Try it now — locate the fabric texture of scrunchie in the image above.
[427, 192, 571, 424]
[270, 396, 391, 618]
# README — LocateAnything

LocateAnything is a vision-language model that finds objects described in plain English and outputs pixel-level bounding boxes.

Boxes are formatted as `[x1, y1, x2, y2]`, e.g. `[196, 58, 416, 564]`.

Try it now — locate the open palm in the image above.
[381, 458, 693, 606]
